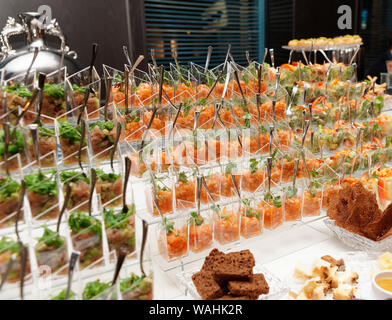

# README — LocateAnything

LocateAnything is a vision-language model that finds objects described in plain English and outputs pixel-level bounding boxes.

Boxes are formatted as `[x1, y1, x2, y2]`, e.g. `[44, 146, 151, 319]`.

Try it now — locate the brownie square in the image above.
[201, 248, 225, 272]
[213, 250, 255, 281]
[192, 270, 224, 300]
[227, 273, 270, 298]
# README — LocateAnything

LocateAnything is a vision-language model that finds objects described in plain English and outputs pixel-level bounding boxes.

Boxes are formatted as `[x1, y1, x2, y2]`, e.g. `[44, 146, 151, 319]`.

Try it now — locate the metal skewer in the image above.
[88, 169, 97, 216]
[65, 251, 80, 300]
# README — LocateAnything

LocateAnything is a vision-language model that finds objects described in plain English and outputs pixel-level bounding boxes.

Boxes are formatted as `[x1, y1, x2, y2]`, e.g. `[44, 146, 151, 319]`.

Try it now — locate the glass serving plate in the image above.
[176, 265, 288, 300]
[285, 251, 380, 300]
[282, 43, 363, 52]
[324, 218, 392, 252]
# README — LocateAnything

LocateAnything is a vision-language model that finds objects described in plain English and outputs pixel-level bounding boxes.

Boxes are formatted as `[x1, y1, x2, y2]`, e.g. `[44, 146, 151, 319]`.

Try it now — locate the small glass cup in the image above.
[95, 168, 123, 208]
[198, 171, 221, 204]
[157, 215, 188, 261]
[188, 209, 213, 253]
[240, 157, 265, 194]
[40, 67, 68, 124]
[24, 169, 60, 221]
[67, 66, 101, 121]
[302, 183, 323, 217]
[33, 224, 69, 277]
[212, 200, 240, 245]
[283, 183, 304, 222]
[0, 234, 32, 290]
[25, 125, 57, 168]
[2, 70, 36, 125]
[239, 197, 263, 239]
[56, 111, 90, 167]
[87, 106, 124, 166]
[119, 257, 153, 300]
[101, 201, 136, 262]
[0, 123, 29, 171]
[0, 175, 23, 228]
[174, 169, 196, 211]
[67, 208, 105, 270]
[257, 190, 284, 230]
[219, 162, 242, 198]
[59, 168, 92, 212]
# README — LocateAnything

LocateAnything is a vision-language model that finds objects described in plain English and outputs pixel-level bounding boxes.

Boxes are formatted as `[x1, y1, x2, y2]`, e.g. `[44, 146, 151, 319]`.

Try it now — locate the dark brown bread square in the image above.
[215, 295, 250, 300]
[362, 202, 392, 241]
[227, 273, 269, 298]
[192, 270, 224, 300]
[213, 250, 255, 281]
[343, 183, 382, 233]
[201, 248, 225, 272]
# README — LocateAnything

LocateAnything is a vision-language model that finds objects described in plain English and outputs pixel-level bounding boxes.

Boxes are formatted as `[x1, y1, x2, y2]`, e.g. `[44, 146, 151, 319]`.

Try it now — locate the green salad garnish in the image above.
[103, 205, 135, 229]
[96, 169, 121, 183]
[162, 217, 174, 235]
[5, 83, 33, 98]
[188, 211, 204, 226]
[72, 83, 88, 94]
[58, 121, 84, 145]
[90, 121, 114, 132]
[51, 289, 75, 300]
[36, 226, 64, 248]
[60, 170, 90, 184]
[120, 273, 152, 299]
[38, 127, 55, 138]
[0, 236, 20, 254]
[82, 280, 110, 300]
[68, 210, 102, 237]
[0, 177, 20, 202]
[0, 129, 25, 156]
[43, 83, 65, 100]
[25, 170, 58, 196]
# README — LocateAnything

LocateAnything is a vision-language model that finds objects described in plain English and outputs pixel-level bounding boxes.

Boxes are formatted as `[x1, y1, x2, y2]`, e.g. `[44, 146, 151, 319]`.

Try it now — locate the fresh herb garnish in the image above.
[59, 121, 84, 145]
[225, 162, 237, 175]
[249, 158, 259, 174]
[51, 289, 75, 300]
[0, 129, 25, 156]
[72, 83, 88, 94]
[120, 273, 152, 297]
[264, 192, 282, 208]
[0, 177, 20, 202]
[178, 172, 188, 183]
[38, 127, 55, 138]
[242, 198, 251, 206]
[188, 211, 204, 226]
[242, 113, 251, 128]
[162, 217, 174, 235]
[90, 121, 115, 132]
[126, 110, 140, 123]
[386, 136, 391, 148]
[96, 169, 121, 183]
[82, 280, 110, 300]
[0, 236, 20, 254]
[68, 210, 102, 237]
[44, 83, 65, 100]
[60, 171, 90, 184]
[103, 205, 135, 229]
[183, 101, 192, 117]
[273, 196, 282, 208]
[310, 170, 319, 178]
[5, 83, 33, 98]
[285, 185, 298, 198]
[25, 170, 58, 196]
[36, 226, 64, 248]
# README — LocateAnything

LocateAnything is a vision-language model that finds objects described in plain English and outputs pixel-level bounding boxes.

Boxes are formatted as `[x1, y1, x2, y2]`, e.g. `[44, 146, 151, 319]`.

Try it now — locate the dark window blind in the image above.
[144, 0, 260, 67]
[265, 0, 293, 67]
